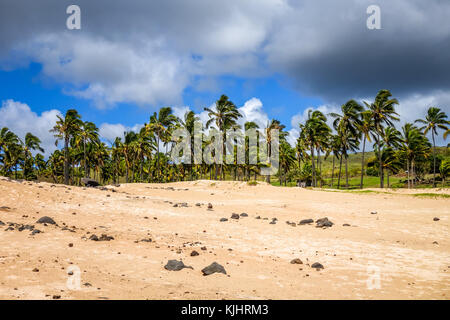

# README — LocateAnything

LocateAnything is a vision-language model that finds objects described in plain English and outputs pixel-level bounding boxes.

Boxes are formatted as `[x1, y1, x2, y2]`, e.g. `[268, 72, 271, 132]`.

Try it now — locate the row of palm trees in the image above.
[0, 91, 448, 188]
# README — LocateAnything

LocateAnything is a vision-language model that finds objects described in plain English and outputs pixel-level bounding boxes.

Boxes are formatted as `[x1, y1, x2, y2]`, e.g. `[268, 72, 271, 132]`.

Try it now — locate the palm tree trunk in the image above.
[432, 131, 436, 187]
[266, 141, 271, 184]
[311, 145, 315, 187]
[407, 158, 410, 189]
[387, 170, 390, 188]
[157, 137, 160, 182]
[83, 139, 88, 178]
[331, 155, 335, 188]
[376, 130, 383, 188]
[345, 156, 349, 188]
[64, 136, 69, 185]
[360, 136, 366, 189]
[316, 148, 320, 176]
[338, 155, 343, 189]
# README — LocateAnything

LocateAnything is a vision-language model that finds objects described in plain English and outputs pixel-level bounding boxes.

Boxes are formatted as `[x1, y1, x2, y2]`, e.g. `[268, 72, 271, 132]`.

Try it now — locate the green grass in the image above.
[412, 193, 450, 199]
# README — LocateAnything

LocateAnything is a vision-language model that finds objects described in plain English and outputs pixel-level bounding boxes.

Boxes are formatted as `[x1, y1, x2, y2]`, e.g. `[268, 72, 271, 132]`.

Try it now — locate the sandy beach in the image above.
[0, 177, 448, 300]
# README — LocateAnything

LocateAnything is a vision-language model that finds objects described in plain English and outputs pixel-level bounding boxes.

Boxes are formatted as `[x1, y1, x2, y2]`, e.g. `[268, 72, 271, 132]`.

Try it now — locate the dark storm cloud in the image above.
[264, 0, 450, 102]
[0, 0, 449, 106]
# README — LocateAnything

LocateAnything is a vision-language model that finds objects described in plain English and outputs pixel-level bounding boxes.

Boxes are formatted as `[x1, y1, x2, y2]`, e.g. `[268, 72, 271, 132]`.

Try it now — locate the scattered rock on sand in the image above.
[371, 211, 377, 215]
[290, 258, 303, 264]
[201, 262, 227, 276]
[0, 206, 11, 212]
[98, 234, 114, 241]
[190, 250, 199, 256]
[255, 216, 261, 219]
[0, 220, 5, 226]
[240, 213, 248, 217]
[89, 234, 99, 241]
[81, 178, 100, 187]
[311, 262, 324, 270]
[343, 223, 351, 227]
[433, 217, 440, 221]
[220, 218, 228, 222]
[207, 203, 213, 210]
[36, 216, 56, 225]
[31, 229, 41, 235]
[231, 213, 239, 219]
[195, 203, 201, 207]
[299, 219, 314, 225]
[316, 217, 334, 228]
[164, 260, 193, 271]
[32, 268, 39, 272]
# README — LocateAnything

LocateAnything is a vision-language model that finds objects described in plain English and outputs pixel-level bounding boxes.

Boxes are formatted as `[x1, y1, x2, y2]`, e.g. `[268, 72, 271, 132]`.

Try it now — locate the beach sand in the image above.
[0, 177, 449, 299]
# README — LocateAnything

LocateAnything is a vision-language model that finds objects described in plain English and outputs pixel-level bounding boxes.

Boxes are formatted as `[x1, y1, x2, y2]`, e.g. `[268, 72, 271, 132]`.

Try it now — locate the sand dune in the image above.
[0, 176, 449, 299]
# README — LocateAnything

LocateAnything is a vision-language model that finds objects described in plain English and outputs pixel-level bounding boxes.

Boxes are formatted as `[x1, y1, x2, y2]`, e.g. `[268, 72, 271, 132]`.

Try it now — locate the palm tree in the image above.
[111, 137, 123, 184]
[146, 107, 177, 182]
[415, 107, 449, 187]
[299, 109, 331, 187]
[178, 111, 200, 180]
[330, 100, 363, 188]
[264, 119, 287, 183]
[77, 121, 99, 178]
[204, 95, 242, 180]
[244, 121, 259, 181]
[122, 131, 137, 183]
[329, 134, 342, 188]
[364, 90, 399, 188]
[50, 109, 82, 185]
[380, 127, 402, 186]
[0, 127, 20, 175]
[400, 123, 431, 188]
[279, 141, 296, 186]
[22, 132, 44, 179]
[357, 110, 374, 189]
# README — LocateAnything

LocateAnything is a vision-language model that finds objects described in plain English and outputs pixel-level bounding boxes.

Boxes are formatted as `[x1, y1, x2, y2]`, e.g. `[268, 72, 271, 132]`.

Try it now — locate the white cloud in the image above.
[0, 99, 62, 156]
[21, 34, 190, 108]
[237, 97, 270, 129]
[287, 103, 341, 146]
[99, 122, 144, 144]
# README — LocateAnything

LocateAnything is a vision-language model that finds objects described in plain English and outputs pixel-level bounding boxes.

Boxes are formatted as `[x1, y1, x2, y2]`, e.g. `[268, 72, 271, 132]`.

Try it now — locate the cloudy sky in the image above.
[0, 0, 449, 155]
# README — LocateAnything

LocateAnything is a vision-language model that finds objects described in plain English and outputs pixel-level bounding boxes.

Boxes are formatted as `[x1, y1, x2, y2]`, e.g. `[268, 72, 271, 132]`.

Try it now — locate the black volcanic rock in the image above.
[201, 262, 227, 276]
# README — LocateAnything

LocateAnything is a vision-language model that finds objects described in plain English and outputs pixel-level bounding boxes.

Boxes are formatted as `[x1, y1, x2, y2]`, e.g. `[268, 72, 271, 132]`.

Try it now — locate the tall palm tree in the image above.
[380, 127, 402, 186]
[178, 111, 200, 180]
[244, 121, 259, 181]
[77, 121, 99, 178]
[50, 109, 82, 185]
[364, 90, 399, 188]
[22, 132, 44, 179]
[0, 127, 20, 175]
[146, 107, 177, 182]
[357, 110, 374, 189]
[415, 107, 449, 187]
[204, 95, 242, 180]
[279, 141, 296, 186]
[329, 134, 342, 188]
[122, 131, 137, 183]
[264, 119, 287, 183]
[330, 100, 363, 188]
[400, 123, 431, 188]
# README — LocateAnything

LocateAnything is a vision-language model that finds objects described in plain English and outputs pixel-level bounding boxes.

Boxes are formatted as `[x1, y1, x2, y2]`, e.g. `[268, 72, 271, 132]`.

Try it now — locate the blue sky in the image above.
[0, 60, 323, 134]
